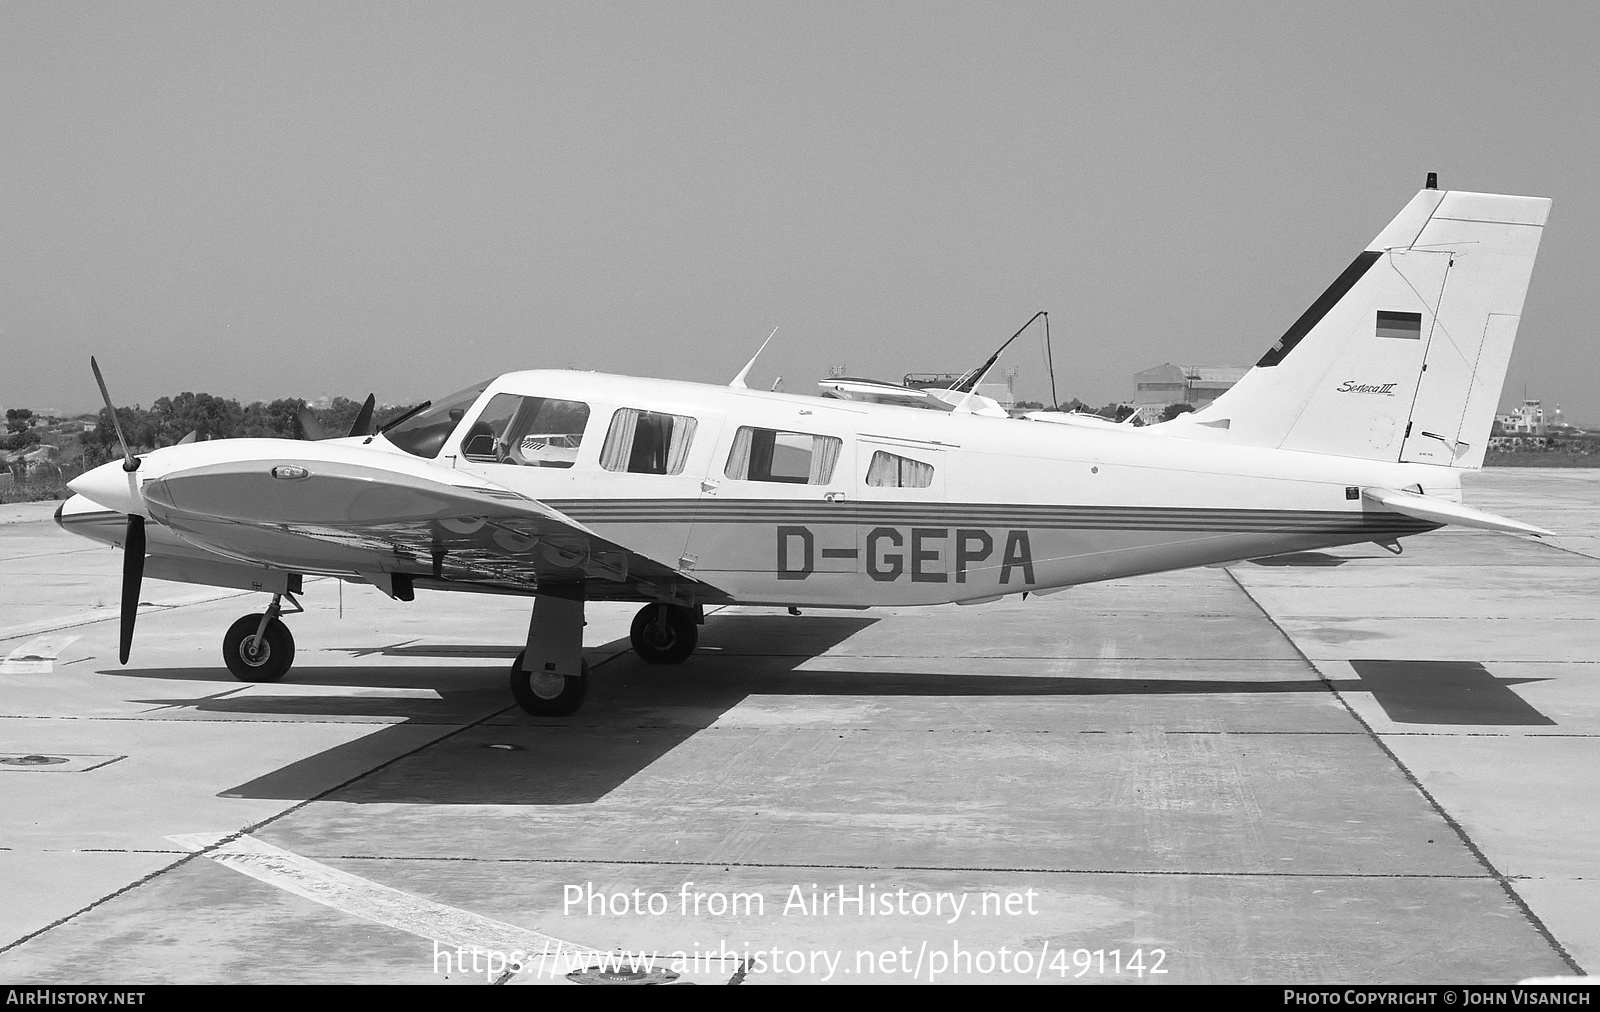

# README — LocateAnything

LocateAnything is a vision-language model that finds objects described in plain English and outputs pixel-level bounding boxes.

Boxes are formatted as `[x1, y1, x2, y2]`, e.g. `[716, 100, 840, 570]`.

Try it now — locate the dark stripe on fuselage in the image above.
[544, 499, 1437, 535]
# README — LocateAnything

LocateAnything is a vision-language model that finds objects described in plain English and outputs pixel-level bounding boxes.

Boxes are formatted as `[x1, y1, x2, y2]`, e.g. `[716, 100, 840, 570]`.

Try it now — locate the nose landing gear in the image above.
[629, 603, 699, 664]
[223, 592, 300, 682]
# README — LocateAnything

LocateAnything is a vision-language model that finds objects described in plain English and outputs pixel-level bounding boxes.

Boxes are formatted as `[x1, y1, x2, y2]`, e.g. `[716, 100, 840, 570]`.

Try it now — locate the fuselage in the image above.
[62, 369, 1451, 608]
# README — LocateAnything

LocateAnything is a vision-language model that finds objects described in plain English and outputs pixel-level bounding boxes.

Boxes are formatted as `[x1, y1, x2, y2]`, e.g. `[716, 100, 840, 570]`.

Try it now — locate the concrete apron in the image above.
[0, 470, 1591, 983]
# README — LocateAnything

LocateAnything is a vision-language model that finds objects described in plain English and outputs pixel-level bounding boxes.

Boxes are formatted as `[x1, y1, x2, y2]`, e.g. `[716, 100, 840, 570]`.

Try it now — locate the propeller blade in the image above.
[119, 515, 145, 664]
[297, 405, 334, 441]
[90, 356, 140, 472]
[176, 430, 198, 445]
[347, 394, 375, 437]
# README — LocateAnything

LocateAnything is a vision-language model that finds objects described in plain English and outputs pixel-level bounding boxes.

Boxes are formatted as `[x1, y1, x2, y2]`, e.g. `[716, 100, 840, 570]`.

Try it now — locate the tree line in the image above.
[81, 394, 405, 466]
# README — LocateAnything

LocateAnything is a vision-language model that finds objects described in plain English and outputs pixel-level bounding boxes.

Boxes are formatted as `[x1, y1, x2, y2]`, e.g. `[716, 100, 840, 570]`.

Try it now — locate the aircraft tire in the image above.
[223, 614, 295, 683]
[509, 652, 588, 716]
[629, 604, 698, 664]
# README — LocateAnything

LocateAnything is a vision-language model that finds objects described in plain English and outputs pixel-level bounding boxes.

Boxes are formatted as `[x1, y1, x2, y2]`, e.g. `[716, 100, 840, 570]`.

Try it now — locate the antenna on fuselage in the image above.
[729, 327, 779, 389]
[952, 311, 1047, 415]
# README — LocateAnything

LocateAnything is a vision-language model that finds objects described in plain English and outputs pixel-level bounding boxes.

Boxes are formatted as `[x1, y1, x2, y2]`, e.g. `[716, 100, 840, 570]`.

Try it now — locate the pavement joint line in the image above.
[266, 854, 1502, 879]
[0, 642, 640, 959]
[1378, 732, 1600, 738]
[1304, 658, 1600, 665]
[1224, 566, 1586, 976]
[1274, 616, 1600, 621]
[708, 654, 1310, 661]
[1535, 539, 1600, 563]
[0, 715, 480, 725]
[7, 848, 192, 855]
[0, 576, 348, 645]
[0, 547, 105, 563]
[5, 712, 1593, 737]
[0, 595, 256, 644]
[23, 714, 1548, 736]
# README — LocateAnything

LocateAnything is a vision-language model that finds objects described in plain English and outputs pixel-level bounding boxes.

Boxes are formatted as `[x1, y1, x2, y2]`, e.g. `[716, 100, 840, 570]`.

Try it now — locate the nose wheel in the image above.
[629, 603, 698, 664]
[223, 593, 299, 682]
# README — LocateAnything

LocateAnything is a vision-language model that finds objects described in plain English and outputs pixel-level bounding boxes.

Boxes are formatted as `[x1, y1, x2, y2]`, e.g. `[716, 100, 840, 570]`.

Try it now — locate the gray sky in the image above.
[4, 2, 1598, 423]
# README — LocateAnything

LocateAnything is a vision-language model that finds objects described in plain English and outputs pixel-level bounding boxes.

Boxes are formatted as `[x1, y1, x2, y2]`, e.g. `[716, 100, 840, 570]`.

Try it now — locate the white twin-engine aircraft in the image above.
[60, 181, 1552, 716]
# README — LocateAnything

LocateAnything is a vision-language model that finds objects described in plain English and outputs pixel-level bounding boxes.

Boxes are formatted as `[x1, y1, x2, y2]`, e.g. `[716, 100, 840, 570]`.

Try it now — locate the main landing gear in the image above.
[629, 603, 699, 664]
[509, 591, 589, 717]
[215, 590, 700, 716]
[509, 652, 589, 716]
[223, 592, 300, 682]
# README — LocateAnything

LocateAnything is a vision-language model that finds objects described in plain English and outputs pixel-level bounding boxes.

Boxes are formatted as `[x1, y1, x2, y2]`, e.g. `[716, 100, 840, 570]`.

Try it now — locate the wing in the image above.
[139, 457, 729, 603]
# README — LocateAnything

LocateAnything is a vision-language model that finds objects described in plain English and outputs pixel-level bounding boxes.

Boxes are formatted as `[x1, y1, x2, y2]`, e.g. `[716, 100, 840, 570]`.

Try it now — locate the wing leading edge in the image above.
[138, 457, 730, 604]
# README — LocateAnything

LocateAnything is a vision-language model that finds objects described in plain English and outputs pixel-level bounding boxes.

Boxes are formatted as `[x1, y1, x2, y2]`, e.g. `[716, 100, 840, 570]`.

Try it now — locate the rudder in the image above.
[1179, 185, 1550, 468]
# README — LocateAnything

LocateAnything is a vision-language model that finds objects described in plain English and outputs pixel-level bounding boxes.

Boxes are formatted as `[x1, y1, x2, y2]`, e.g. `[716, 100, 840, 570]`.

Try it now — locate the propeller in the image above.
[348, 394, 376, 437]
[90, 357, 140, 474]
[88, 357, 145, 665]
[297, 393, 376, 440]
[120, 516, 145, 664]
[296, 404, 334, 441]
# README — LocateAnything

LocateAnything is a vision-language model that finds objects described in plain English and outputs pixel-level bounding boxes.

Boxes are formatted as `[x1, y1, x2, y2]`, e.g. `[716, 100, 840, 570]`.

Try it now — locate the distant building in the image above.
[1495, 400, 1546, 436]
[1131, 363, 1249, 425]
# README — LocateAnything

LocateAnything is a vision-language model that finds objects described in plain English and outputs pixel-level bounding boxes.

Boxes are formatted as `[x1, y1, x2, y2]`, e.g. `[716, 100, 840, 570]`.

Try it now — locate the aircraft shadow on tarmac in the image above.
[109, 617, 1555, 806]
[1243, 552, 1350, 567]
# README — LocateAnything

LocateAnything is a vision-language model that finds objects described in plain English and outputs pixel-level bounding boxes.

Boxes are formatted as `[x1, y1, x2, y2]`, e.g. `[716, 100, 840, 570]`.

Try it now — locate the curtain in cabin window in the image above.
[725, 426, 755, 480]
[726, 427, 842, 484]
[809, 435, 842, 484]
[602, 408, 697, 474]
[665, 416, 697, 475]
[600, 409, 639, 471]
[865, 450, 934, 488]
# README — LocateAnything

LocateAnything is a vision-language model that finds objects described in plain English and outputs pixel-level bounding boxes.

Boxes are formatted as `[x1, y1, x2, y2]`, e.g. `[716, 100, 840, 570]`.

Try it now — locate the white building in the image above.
[1495, 400, 1545, 436]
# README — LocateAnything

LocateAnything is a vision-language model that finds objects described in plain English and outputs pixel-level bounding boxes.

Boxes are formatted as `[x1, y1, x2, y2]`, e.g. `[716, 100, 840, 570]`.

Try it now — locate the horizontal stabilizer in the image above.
[1361, 486, 1551, 537]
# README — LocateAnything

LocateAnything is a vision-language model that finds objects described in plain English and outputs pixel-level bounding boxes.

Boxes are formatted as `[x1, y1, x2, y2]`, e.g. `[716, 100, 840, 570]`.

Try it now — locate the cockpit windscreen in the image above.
[382, 381, 491, 458]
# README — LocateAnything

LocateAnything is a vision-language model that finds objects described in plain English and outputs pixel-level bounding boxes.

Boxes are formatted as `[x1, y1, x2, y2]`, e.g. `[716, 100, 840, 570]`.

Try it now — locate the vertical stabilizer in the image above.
[1179, 186, 1550, 467]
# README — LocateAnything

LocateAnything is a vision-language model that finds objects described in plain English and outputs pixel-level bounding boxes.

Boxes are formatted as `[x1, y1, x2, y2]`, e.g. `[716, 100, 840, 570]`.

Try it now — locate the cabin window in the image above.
[460, 394, 590, 468]
[599, 409, 698, 474]
[725, 427, 842, 484]
[865, 450, 935, 488]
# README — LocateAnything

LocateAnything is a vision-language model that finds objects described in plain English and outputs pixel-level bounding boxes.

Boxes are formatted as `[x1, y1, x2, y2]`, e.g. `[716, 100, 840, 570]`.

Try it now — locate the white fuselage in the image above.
[63, 370, 1456, 608]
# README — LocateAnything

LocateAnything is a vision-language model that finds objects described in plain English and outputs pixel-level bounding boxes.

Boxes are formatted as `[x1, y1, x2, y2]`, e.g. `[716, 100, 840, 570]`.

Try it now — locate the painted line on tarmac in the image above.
[0, 576, 341, 643]
[169, 832, 609, 982]
[0, 635, 80, 674]
[0, 594, 251, 643]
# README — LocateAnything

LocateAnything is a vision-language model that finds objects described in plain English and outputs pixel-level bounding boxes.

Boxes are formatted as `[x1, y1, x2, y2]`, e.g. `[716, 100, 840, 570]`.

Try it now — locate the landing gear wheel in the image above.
[509, 652, 589, 716]
[223, 614, 295, 682]
[630, 604, 698, 664]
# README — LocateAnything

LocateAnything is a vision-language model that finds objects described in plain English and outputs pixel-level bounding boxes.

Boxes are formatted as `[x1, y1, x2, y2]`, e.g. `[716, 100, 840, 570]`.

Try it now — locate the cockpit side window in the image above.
[461, 394, 590, 468]
[725, 427, 842, 484]
[382, 381, 491, 459]
[599, 409, 698, 475]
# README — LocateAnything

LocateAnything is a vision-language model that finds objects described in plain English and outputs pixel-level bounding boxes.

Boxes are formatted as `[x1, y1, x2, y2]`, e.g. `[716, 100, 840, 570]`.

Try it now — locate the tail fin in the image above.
[1181, 185, 1551, 467]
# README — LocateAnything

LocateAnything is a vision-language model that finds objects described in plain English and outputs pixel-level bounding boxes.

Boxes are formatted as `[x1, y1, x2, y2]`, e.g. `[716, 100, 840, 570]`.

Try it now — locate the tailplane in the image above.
[1175, 182, 1551, 468]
